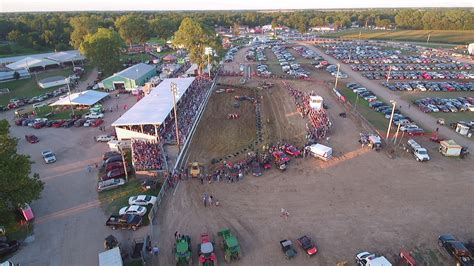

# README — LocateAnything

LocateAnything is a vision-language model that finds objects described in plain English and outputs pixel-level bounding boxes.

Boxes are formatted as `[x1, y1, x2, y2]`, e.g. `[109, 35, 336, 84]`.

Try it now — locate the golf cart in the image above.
[174, 235, 192, 265]
[198, 233, 217, 266]
[280, 239, 297, 259]
[218, 228, 241, 263]
[359, 133, 382, 151]
[189, 162, 201, 178]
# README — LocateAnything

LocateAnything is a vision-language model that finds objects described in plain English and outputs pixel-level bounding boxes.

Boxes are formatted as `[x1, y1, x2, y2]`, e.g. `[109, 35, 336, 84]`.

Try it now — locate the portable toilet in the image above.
[309, 95, 323, 110]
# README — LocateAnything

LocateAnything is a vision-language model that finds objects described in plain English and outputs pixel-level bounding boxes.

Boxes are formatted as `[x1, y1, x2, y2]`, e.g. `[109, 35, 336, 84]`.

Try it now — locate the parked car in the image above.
[0, 239, 20, 258]
[103, 151, 121, 161]
[438, 234, 473, 266]
[41, 150, 56, 164]
[100, 168, 126, 181]
[251, 162, 262, 177]
[103, 155, 123, 165]
[25, 134, 39, 143]
[84, 112, 104, 119]
[105, 214, 142, 231]
[97, 178, 126, 192]
[296, 235, 318, 256]
[128, 195, 157, 206]
[95, 135, 115, 142]
[119, 205, 147, 216]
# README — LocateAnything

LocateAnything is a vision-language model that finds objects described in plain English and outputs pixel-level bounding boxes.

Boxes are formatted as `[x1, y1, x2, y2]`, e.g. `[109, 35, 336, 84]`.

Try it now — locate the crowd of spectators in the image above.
[162, 76, 212, 144]
[282, 81, 331, 141]
[132, 139, 164, 170]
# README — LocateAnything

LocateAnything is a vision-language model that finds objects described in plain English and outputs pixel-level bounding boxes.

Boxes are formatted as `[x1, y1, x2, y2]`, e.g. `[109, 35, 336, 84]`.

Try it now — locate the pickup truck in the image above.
[438, 234, 474, 266]
[105, 214, 142, 231]
[280, 239, 297, 259]
[356, 252, 392, 266]
[405, 139, 430, 162]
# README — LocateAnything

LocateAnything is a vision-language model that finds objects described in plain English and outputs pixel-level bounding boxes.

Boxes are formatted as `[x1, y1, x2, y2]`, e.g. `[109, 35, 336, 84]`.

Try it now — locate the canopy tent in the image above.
[112, 77, 195, 127]
[6, 57, 59, 70]
[47, 51, 85, 63]
[50, 90, 109, 106]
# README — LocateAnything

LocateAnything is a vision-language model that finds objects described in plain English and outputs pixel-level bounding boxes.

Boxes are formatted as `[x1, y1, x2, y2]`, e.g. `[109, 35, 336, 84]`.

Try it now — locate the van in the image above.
[97, 178, 126, 192]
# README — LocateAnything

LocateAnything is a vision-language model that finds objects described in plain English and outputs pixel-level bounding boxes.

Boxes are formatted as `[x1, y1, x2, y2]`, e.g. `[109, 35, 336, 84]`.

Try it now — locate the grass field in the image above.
[323, 29, 474, 45]
[0, 65, 92, 106]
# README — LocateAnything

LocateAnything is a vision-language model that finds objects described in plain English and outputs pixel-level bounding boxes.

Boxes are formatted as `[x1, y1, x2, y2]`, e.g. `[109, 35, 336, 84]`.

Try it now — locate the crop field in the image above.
[323, 29, 474, 44]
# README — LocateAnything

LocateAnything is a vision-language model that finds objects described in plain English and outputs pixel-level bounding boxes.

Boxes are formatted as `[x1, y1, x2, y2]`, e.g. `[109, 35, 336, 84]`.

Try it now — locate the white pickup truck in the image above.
[405, 139, 430, 162]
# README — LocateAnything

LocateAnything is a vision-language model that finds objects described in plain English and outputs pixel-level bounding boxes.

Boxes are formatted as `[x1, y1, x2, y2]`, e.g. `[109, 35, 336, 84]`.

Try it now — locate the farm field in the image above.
[323, 29, 474, 44]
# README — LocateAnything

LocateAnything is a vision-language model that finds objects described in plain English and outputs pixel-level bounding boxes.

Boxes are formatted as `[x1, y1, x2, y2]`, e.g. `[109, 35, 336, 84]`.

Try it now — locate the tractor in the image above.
[189, 162, 201, 178]
[218, 228, 242, 263]
[198, 233, 217, 266]
[174, 235, 192, 265]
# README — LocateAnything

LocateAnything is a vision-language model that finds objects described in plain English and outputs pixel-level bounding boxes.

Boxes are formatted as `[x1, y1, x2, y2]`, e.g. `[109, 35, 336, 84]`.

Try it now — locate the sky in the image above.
[0, 0, 472, 12]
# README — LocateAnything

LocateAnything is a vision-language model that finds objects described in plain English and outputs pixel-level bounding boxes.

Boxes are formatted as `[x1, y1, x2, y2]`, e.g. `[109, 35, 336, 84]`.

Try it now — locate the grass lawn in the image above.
[339, 82, 392, 131]
[0, 65, 93, 106]
[35, 106, 88, 120]
[322, 29, 474, 45]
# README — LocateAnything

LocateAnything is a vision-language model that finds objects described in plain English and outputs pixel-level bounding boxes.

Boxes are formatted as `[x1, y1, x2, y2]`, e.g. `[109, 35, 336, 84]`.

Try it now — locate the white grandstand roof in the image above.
[50, 90, 109, 106]
[47, 51, 85, 63]
[6, 57, 59, 70]
[112, 77, 195, 127]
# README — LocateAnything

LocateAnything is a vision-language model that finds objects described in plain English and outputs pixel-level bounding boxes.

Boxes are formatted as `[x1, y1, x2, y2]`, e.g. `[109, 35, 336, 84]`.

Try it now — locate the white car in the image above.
[128, 195, 157, 206]
[119, 205, 147, 216]
[96, 135, 115, 142]
[33, 103, 46, 108]
[83, 119, 92, 127]
[85, 113, 104, 119]
[41, 150, 56, 164]
[401, 124, 419, 132]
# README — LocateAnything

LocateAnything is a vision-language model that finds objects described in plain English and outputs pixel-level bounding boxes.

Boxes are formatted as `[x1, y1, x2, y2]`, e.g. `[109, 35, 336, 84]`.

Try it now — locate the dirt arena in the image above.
[155, 46, 474, 266]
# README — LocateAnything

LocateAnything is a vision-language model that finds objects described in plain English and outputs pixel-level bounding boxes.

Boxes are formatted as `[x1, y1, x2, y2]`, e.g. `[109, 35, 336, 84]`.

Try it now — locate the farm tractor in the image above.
[198, 233, 217, 266]
[174, 235, 192, 265]
[218, 228, 242, 263]
[189, 162, 201, 178]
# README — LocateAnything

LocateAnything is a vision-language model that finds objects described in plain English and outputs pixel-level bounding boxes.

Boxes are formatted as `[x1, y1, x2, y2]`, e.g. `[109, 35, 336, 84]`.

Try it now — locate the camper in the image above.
[439, 140, 462, 157]
[308, 144, 332, 161]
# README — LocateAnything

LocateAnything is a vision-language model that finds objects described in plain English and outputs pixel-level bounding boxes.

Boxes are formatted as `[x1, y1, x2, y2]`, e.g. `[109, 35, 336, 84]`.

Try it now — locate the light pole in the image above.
[204, 47, 213, 78]
[119, 145, 128, 181]
[386, 65, 392, 83]
[334, 63, 340, 89]
[393, 123, 401, 144]
[66, 78, 75, 116]
[170, 82, 180, 152]
[385, 100, 397, 140]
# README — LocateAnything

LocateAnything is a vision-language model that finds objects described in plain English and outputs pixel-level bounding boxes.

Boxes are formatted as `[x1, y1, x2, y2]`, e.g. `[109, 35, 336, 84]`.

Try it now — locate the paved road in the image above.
[303, 43, 474, 151]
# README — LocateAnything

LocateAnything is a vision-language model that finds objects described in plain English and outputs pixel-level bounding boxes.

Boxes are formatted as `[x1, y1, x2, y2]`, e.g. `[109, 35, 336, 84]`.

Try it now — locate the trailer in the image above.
[439, 140, 462, 157]
[307, 144, 332, 161]
[99, 247, 123, 266]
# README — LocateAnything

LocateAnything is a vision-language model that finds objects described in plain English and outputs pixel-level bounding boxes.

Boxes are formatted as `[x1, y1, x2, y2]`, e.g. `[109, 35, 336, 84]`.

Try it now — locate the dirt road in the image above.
[303, 43, 474, 151]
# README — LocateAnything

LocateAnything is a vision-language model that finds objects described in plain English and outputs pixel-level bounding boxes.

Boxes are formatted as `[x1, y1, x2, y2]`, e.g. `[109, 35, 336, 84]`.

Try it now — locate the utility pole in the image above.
[386, 100, 397, 140]
[205, 47, 213, 78]
[334, 63, 340, 89]
[119, 145, 129, 181]
[393, 123, 401, 144]
[171, 82, 180, 152]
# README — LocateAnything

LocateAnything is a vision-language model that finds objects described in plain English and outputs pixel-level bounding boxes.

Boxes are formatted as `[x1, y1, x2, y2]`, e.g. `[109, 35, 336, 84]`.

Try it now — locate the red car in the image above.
[272, 151, 290, 163]
[105, 161, 131, 172]
[284, 145, 301, 157]
[25, 134, 39, 143]
[297, 235, 318, 256]
[91, 119, 104, 127]
[33, 121, 45, 129]
[15, 118, 25, 126]
[52, 120, 65, 128]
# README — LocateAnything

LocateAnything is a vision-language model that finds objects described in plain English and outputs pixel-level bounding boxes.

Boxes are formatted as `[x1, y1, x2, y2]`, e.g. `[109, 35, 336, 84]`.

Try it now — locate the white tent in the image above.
[6, 57, 59, 70]
[47, 51, 85, 63]
[112, 77, 195, 127]
[50, 90, 109, 106]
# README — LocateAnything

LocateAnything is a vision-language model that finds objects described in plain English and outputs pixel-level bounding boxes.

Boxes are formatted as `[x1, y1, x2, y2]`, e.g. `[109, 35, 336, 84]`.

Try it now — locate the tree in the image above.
[79, 28, 124, 75]
[0, 120, 44, 225]
[173, 17, 222, 73]
[150, 17, 177, 40]
[70, 16, 99, 49]
[115, 15, 150, 47]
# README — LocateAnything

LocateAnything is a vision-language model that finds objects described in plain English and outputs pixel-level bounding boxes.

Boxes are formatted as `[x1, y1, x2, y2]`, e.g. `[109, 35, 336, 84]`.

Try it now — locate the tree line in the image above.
[0, 9, 472, 53]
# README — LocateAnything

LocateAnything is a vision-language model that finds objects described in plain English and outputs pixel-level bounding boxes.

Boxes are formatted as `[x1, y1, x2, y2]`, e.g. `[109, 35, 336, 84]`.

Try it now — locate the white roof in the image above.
[112, 77, 195, 126]
[114, 63, 155, 80]
[0, 50, 81, 65]
[50, 90, 109, 106]
[99, 247, 123, 266]
[47, 51, 85, 63]
[6, 57, 59, 70]
[185, 64, 198, 75]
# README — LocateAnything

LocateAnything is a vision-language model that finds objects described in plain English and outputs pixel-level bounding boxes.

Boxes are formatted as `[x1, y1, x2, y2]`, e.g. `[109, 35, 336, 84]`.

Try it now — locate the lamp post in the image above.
[204, 47, 213, 78]
[386, 100, 397, 140]
[66, 78, 75, 116]
[334, 63, 340, 89]
[386, 65, 392, 83]
[171, 82, 180, 152]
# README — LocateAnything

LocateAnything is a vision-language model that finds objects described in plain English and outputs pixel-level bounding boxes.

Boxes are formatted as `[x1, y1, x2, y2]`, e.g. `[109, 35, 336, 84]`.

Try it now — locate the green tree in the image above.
[79, 28, 124, 75]
[150, 17, 177, 40]
[115, 15, 150, 47]
[70, 16, 99, 49]
[173, 17, 222, 73]
[0, 120, 44, 225]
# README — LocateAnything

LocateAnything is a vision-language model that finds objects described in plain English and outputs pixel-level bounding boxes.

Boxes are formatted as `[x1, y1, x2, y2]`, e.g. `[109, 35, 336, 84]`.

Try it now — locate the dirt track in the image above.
[155, 46, 474, 266]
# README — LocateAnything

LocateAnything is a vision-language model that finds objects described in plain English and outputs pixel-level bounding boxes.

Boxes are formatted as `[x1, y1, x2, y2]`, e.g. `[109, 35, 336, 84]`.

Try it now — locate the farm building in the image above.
[38, 76, 68, 89]
[102, 63, 157, 91]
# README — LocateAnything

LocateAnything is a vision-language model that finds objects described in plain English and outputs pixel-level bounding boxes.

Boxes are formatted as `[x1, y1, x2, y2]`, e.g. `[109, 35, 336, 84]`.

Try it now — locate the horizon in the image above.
[1, 0, 472, 13]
